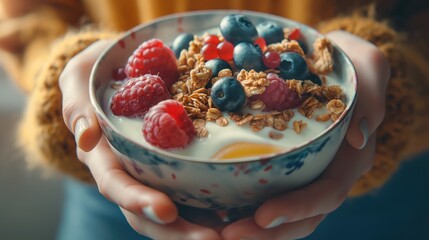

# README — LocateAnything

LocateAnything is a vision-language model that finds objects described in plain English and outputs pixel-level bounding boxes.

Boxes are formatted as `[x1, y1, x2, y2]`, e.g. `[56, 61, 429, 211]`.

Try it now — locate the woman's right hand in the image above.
[59, 40, 222, 240]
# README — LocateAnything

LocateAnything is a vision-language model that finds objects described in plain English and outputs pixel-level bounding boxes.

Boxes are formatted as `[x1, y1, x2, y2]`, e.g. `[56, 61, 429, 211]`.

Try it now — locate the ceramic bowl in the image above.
[90, 10, 357, 211]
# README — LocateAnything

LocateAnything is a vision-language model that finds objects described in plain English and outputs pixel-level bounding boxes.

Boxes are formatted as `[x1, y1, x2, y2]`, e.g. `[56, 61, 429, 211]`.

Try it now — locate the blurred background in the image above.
[0, 67, 63, 240]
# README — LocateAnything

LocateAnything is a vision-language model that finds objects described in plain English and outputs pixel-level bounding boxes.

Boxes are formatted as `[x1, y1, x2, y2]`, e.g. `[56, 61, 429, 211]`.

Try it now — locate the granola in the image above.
[311, 37, 334, 75]
[236, 69, 270, 97]
[293, 120, 307, 134]
[267, 39, 305, 56]
[269, 131, 284, 140]
[127, 25, 346, 145]
[193, 119, 209, 138]
[106, 14, 353, 158]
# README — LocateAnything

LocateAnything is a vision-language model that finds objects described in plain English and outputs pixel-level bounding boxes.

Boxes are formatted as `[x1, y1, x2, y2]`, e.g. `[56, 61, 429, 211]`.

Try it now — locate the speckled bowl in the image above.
[90, 10, 357, 211]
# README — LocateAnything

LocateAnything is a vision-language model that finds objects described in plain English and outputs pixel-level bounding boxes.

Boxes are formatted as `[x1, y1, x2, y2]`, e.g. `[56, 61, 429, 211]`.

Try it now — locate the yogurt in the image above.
[103, 77, 338, 160]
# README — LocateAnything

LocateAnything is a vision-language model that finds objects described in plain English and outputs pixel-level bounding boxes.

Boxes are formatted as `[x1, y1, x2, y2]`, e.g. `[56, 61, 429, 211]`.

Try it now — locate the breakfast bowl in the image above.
[89, 10, 357, 211]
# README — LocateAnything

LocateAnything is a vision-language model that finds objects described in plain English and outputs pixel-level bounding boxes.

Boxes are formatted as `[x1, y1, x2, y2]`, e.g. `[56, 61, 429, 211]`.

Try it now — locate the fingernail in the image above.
[358, 118, 369, 150]
[265, 216, 288, 229]
[75, 118, 89, 146]
[142, 206, 166, 224]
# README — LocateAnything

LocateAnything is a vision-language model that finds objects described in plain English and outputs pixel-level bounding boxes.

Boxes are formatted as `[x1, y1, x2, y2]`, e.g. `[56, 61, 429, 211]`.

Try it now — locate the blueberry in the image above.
[211, 76, 246, 112]
[220, 14, 258, 45]
[172, 33, 194, 58]
[278, 52, 309, 80]
[256, 21, 284, 45]
[305, 72, 323, 85]
[204, 59, 232, 88]
[205, 59, 232, 78]
[233, 42, 265, 71]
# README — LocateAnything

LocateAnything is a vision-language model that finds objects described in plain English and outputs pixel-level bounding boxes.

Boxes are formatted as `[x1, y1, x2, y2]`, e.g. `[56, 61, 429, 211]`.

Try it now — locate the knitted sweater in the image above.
[0, 0, 428, 195]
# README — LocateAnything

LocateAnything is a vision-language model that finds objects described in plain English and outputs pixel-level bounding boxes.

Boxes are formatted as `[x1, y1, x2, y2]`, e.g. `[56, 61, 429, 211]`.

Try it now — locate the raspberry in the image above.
[110, 74, 171, 118]
[143, 100, 195, 149]
[124, 38, 179, 88]
[254, 37, 267, 52]
[288, 28, 301, 41]
[250, 73, 302, 111]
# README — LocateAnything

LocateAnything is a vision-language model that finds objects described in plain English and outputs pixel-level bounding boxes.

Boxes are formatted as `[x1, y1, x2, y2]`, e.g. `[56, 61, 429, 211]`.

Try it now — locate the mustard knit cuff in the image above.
[18, 31, 117, 183]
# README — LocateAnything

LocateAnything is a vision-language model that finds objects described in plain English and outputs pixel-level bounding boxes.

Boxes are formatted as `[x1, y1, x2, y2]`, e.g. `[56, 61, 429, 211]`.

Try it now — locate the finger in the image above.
[222, 215, 325, 240]
[326, 30, 390, 149]
[79, 137, 178, 224]
[121, 208, 222, 240]
[59, 40, 112, 152]
[253, 135, 375, 229]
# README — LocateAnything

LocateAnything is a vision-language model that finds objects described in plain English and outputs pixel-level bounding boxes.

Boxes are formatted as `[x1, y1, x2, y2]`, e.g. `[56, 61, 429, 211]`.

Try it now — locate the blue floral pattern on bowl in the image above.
[98, 112, 348, 210]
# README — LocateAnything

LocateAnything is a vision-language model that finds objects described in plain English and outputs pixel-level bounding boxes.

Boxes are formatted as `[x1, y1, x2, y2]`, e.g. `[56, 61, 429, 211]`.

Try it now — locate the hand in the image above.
[221, 30, 391, 240]
[59, 40, 222, 240]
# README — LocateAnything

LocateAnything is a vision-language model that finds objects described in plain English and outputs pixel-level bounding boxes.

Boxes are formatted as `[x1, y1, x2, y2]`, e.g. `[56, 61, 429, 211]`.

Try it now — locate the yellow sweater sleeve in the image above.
[17, 31, 117, 182]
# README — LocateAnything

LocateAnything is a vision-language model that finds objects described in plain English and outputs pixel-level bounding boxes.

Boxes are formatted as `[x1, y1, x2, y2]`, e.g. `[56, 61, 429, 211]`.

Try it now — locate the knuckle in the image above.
[185, 230, 218, 240]
[127, 217, 139, 232]
[96, 177, 109, 198]
[62, 98, 80, 128]
[297, 215, 324, 239]
[75, 148, 87, 164]
[127, 216, 146, 236]
[59, 57, 80, 88]
[150, 190, 170, 203]
[96, 169, 118, 199]
[119, 184, 144, 209]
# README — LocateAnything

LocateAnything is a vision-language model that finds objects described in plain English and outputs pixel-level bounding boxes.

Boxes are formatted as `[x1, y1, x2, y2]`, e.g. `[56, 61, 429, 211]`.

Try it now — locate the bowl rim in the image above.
[90, 9, 358, 164]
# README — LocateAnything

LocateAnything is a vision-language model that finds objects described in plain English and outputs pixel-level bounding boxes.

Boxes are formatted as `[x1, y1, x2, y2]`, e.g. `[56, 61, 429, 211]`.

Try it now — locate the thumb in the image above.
[326, 31, 390, 150]
[59, 40, 112, 152]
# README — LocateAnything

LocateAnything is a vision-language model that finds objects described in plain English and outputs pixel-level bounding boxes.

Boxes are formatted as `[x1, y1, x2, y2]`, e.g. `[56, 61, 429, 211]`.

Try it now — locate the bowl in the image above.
[90, 10, 357, 211]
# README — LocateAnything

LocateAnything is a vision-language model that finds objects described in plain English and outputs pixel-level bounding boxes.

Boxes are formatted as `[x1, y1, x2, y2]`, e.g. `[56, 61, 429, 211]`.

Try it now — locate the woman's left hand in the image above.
[221, 30, 391, 240]
[60, 40, 224, 240]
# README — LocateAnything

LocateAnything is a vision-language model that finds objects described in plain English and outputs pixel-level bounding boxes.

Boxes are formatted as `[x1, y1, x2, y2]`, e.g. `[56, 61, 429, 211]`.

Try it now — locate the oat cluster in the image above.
[169, 28, 346, 140]
[266, 39, 305, 56]
[237, 70, 270, 97]
[287, 80, 344, 119]
[311, 37, 334, 75]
